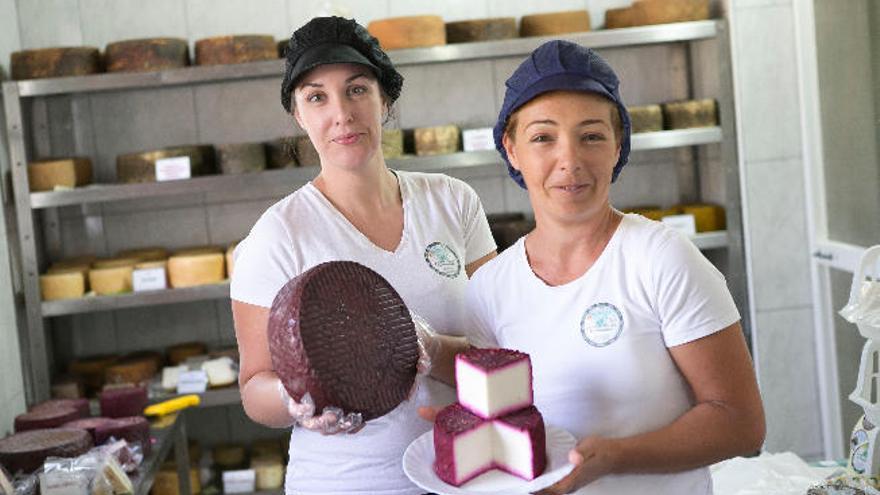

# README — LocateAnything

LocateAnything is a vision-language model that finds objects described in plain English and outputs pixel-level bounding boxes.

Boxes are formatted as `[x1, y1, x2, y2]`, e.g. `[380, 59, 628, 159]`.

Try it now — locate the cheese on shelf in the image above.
[201, 357, 237, 388]
[88, 265, 134, 295]
[662, 99, 718, 129]
[414, 125, 460, 156]
[520, 11, 591, 37]
[27, 158, 93, 192]
[216, 142, 267, 174]
[105, 38, 189, 73]
[40, 270, 86, 301]
[445, 18, 517, 43]
[368, 16, 447, 50]
[628, 104, 664, 133]
[225, 242, 238, 279]
[11, 47, 101, 80]
[194, 35, 277, 66]
[167, 249, 225, 288]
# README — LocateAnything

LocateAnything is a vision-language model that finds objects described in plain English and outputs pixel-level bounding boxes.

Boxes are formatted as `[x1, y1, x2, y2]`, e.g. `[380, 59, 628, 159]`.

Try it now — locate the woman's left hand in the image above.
[532, 436, 618, 495]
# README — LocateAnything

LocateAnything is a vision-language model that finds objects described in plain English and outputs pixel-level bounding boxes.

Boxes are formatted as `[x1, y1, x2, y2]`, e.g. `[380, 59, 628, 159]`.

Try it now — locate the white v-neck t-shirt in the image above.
[231, 170, 496, 495]
[466, 213, 740, 495]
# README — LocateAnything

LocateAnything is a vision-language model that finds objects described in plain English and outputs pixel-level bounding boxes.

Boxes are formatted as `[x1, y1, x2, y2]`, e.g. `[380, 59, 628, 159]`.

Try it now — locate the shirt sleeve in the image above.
[448, 177, 497, 265]
[229, 210, 299, 308]
[651, 230, 741, 347]
[464, 270, 501, 348]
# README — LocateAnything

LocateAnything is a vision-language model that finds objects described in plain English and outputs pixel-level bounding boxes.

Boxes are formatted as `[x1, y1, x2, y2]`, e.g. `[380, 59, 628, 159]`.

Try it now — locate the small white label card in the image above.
[662, 214, 697, 237]
[176, 370, 209, 395]
[462, 128, 495, 152]
[155, 156, 191, 182]
[132, 267, 167, 292]
[222, 470, 256, 494]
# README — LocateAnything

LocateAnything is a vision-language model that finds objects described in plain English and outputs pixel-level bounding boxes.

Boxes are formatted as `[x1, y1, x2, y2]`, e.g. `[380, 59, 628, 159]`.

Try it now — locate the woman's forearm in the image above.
[240, 370, 295, 429]
[607, 398, 765, 474]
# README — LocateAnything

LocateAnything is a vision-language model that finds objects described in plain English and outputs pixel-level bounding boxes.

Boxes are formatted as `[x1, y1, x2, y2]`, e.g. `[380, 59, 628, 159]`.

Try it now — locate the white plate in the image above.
[403, 425, 576, 495]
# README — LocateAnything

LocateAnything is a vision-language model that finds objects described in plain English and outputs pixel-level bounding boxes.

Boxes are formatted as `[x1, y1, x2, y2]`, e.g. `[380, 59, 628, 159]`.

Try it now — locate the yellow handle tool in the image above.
[144, 395, 201, 417]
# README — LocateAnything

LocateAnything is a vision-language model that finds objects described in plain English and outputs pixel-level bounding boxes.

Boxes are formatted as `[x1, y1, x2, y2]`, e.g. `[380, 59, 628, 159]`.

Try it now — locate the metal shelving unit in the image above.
[132, 413, 191, 495]
[3, 18, 744, 414]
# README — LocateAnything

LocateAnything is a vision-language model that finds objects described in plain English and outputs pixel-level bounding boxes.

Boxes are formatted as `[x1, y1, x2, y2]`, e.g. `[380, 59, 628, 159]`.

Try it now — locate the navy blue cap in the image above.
[493, 40, 631, 189]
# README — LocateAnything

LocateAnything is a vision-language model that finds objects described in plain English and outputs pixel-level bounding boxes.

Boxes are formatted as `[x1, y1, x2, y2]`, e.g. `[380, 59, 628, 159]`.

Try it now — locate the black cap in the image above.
[281, 17, 404, 112]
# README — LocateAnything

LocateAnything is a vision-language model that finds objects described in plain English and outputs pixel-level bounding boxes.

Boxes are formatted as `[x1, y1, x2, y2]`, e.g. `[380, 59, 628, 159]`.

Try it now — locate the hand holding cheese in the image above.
[276, 381, 363, 435]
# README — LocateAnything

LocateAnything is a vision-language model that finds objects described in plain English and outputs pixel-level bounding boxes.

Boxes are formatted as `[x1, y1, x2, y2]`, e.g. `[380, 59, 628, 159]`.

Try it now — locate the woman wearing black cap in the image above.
[460, 41, 765, 494]
[230, 16, 496, 495]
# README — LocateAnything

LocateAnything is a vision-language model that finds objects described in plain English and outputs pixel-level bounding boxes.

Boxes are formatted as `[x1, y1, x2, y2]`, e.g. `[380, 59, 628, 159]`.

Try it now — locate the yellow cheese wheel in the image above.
[632, 0, 710, 26]
[105, 38, 189, 73]
[368, 16, 446, 50]
[168, 251, 225, 288]
[118, 247, 169, 262]
[520, 11, 591, 37]
[27, 158, 93, 192]
[680, 204, 726, 232]
[40, 270, 86, 301]
[151, 466, 201, 495]
[628, 105, 664, 133]
[252, 455, 284, 490]
[225, 242, 238, 279]
[414, 125, 460, 156]
[382, 129, 405, 159]
[605, 7, 638, 29]
[104, 359, 156, 385]
[89, 265, 134, 295]
[662, 99, 718, 129]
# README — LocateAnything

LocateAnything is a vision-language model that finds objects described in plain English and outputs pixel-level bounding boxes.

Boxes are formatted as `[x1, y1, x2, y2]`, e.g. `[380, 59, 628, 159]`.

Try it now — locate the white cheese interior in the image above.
[451, 419, 537, 482]
[492, 421, 534, 478]
[454, 422, 493, 481]
[457, 359, 530, 418]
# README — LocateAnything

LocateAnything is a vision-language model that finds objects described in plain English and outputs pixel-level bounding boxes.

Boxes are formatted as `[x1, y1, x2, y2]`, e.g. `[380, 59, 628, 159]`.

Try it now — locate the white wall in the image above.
[727, 0, 824, 458]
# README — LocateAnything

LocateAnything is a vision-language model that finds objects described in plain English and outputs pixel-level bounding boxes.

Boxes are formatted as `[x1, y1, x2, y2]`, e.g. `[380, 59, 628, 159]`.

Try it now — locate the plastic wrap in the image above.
[278, 383, 362, 435]
[840, 245, 880, 338]
[412, 313, 441, 376]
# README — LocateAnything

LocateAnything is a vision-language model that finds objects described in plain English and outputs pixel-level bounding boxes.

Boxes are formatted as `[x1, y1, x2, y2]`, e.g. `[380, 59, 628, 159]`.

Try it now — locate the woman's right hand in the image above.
[278, 381, 364, 435]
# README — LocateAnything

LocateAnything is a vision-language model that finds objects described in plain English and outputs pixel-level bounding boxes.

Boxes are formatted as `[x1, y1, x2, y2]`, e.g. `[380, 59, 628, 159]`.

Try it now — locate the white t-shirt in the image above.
[466, 213, 740, 495]
[231, 170, 496, 495]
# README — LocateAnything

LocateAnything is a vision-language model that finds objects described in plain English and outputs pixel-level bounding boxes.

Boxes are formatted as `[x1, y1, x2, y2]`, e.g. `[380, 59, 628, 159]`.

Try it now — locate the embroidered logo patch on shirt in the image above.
[424, 242, 461, 278]
[580, 302, 624, 347]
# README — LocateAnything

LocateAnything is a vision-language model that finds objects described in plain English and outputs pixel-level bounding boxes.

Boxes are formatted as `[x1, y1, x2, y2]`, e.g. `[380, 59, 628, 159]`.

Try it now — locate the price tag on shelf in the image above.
[462, 128, 495, 152]
[222, 470, 256, 494]
[155, 156, 191, 181]
[132, 267, 167, 292]
[662, 214, 697, 237]
[176, 370, 208, 395]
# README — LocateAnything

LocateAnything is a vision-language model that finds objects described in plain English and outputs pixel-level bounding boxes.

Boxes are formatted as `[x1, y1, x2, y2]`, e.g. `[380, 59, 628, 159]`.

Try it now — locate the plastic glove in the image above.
[277, 380, 363, 435]
[413, 313, 442, 376]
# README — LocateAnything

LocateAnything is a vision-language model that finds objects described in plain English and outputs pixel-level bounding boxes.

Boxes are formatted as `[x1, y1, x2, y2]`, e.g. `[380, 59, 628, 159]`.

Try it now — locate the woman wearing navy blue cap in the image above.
[230, 16, 496, 495]
[463, 40, 765, 494]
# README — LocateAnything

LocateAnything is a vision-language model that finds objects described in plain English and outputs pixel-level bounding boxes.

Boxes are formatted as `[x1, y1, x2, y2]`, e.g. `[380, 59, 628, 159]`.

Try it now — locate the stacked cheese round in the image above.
[434, 348, 546, 486]
[368, 16, 446, 50]
[167, 247, 226, 288]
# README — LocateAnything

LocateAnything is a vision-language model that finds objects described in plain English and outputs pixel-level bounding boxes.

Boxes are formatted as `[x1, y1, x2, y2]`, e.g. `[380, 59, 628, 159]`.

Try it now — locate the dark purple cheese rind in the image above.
[61, 417, 116, 443]
[268, 261, 419, 422]
[0, 429, 92, 474]
[433, 403, 487, 485]
[458, 347, 528, 371]
[94, 416, 151, 454]
[30, 398, 90, 418]
[14, 406, 82, 433]
[497, 406, 547, 479]
[99, 385, 148, 418]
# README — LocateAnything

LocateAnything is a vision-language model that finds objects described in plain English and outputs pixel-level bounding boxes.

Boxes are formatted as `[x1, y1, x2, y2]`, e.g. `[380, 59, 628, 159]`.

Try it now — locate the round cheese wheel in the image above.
[631, 0, 710, 26]
[105, 38, 189, 73]
[99, 385, 148, 418]
[40, 270, 86, 301]
[11, 47, 101, 80]
[445, 18, 517, 43]
[605, 7, 638, 29]
[265, 137, 298, 169]
[216, 142, 267, 174]
[628, 104, 664, 133]
[268, 261, 419, 422]
[167, 251, 225, 288]
[367, 16, 446, 50]
[0, 429, 92, 474]
[94, 416, 151, 453]
[62, 417, 117, 443]
[519, 10, 591, 37]
[14, 406, 82, 433]
[680, 204, 726, 232]
[662, 99, 718, 129]
[414, 125, 460, 156]
[116, 145, 216, 184]
[381, 129, 404, 159]
[195, 35, 277, 66]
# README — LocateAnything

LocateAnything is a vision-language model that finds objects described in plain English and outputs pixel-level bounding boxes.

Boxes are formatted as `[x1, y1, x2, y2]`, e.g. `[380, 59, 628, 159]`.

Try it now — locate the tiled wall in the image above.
[727, 0, 822, 458]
